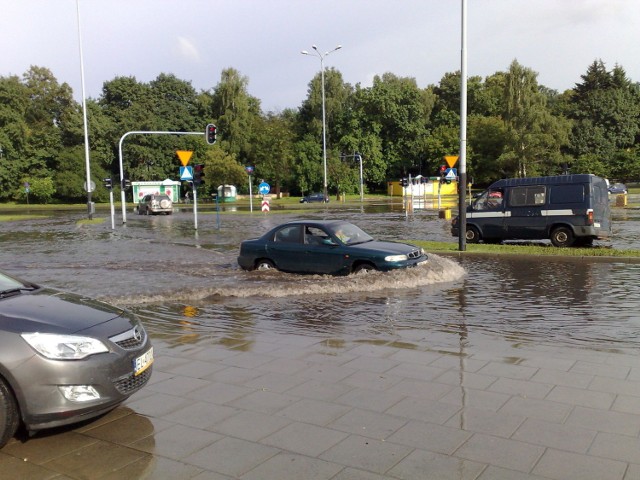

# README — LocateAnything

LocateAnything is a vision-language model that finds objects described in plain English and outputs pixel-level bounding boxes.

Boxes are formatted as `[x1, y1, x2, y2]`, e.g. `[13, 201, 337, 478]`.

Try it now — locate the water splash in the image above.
[107, 254, 465, 305]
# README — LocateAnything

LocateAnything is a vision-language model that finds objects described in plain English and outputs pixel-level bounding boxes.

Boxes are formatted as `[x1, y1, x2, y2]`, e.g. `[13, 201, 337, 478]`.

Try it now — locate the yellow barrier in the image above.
[439, 208, 451, 219]
[616, 194, 627, 207]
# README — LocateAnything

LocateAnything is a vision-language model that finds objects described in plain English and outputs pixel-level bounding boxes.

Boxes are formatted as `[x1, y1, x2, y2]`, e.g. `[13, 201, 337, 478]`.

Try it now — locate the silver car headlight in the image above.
[384, 254, 408, 262]
[21, 333, 109, 360]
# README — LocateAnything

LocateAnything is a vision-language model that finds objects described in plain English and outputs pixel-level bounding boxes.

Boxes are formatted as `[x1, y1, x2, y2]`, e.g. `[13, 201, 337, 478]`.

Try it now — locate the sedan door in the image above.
[265, 225, 307, 272]
[302, 226, 349, 275]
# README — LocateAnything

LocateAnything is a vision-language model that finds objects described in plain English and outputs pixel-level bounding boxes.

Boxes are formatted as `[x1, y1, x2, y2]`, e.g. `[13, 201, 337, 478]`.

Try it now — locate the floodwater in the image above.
[1, 203, 639, 354]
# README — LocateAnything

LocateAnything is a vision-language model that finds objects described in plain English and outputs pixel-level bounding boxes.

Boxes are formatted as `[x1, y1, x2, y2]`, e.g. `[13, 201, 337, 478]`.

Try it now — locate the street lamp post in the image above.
[301, 44, 342, 202]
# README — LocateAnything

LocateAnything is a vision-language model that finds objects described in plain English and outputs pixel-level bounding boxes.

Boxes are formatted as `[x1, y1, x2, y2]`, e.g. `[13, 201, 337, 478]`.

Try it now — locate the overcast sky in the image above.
[2, 0, 639, 113]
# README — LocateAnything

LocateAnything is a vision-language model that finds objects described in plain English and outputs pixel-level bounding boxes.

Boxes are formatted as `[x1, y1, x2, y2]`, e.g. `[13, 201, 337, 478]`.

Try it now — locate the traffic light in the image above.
[121, 178, 131, 190]
[103, 178, 112, 189]
[193, 164, 205, 186]
[438, 165, 446, 177]
[401, 178, 408, 187]
[206, 124, 217, 145]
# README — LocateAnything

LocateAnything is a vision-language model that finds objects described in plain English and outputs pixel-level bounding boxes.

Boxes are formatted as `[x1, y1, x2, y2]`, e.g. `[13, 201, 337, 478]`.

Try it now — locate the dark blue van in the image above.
[451, 174, 611, 247]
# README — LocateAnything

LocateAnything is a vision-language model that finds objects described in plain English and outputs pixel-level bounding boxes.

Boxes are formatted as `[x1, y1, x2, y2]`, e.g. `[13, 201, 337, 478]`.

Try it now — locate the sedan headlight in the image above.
[21, 333, 109, 360]
[384, 254, 409, 262]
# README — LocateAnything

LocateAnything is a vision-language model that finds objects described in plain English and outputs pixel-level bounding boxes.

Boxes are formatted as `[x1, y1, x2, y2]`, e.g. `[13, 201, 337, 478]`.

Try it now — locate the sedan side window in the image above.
[305, 227, 329, 245]
[274, 225, 302, 243]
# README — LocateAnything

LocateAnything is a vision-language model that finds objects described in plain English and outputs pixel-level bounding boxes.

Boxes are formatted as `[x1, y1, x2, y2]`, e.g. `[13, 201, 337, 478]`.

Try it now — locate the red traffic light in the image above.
[206, 124, 217, 145]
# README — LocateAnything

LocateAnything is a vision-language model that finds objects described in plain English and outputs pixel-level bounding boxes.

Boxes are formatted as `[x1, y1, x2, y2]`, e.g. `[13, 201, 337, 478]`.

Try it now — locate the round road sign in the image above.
[258, 182, 270, 195]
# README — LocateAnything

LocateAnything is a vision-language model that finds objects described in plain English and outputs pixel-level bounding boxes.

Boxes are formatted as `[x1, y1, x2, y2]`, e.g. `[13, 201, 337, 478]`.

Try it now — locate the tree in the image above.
[252, 112, 295, 195]
[0, 75, 30, 201]
[199, 146, 247, 197]
[568, 60, 640, 160]
[467, 115, 507, 184]
[208, 68, 262, 159]
[348, 73, 433, 180]
[292, 135, 323, 195]
[296, 68, 353, 193]
[98, 74, 206, 186]
[499, 60, 570, 177]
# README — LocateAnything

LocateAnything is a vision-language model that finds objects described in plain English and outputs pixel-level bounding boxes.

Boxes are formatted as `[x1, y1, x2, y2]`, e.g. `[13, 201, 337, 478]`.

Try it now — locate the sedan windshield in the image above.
[329, 223, 373, 245]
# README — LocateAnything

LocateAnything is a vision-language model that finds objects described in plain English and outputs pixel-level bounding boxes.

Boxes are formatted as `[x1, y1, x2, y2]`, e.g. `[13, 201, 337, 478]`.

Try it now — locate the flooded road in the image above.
[1, 206, 639, 353]
[3, 205, 640, 479]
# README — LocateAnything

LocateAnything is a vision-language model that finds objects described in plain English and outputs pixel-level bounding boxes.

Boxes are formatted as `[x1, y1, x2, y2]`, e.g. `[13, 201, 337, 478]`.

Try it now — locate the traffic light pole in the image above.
[109, 188, 115, 229]
[118, 130, 205, 224]
[193, 187, 198, 230]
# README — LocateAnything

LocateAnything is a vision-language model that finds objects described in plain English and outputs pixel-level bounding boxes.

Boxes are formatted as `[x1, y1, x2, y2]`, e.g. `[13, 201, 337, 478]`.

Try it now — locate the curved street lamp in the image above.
[301, 44, 342, 201]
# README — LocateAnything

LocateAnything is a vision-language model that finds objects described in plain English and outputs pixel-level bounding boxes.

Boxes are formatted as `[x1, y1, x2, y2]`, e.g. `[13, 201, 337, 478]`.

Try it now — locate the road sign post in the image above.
[246, 166, 254, 213]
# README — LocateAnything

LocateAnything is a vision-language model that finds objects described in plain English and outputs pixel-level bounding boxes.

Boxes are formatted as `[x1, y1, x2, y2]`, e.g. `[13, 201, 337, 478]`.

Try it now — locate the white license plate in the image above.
[133, 347, 154, 376]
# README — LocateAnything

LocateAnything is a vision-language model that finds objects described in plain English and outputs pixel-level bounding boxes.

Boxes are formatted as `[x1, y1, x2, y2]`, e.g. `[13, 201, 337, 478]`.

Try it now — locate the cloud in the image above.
[175, 36, 201, 63]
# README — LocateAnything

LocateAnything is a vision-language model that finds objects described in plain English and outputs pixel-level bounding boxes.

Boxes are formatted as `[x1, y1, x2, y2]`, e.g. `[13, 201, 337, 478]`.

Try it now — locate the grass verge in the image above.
[412, 240, 640, 258]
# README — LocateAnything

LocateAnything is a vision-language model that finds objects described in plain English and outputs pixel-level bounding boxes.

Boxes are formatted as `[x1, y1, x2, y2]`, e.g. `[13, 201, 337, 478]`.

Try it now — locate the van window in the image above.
[549, 185, 584, 204]
[473, 189, 504, 210]
[508, 186, 546, 207]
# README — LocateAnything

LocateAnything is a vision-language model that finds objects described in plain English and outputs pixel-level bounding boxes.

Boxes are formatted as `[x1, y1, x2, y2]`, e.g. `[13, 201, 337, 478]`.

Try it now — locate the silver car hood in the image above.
[0, 288, 125, 335]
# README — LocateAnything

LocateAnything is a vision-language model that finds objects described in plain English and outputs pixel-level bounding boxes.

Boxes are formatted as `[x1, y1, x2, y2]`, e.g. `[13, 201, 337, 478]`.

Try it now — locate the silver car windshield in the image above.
[0, 271, 25, 291]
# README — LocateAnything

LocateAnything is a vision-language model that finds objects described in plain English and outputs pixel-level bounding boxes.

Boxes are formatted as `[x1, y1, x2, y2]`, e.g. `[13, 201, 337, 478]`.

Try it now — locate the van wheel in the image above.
[0, 379, 19, 449]
[550, 227, 574, 247]
[465, 226, 481, 244]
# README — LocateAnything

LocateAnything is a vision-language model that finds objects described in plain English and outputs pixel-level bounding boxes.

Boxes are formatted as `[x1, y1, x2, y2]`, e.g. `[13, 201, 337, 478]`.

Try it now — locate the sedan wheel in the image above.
[0, 379, 19, 449]
[255, 259, 275, 271]
[353, 263, 375, 274]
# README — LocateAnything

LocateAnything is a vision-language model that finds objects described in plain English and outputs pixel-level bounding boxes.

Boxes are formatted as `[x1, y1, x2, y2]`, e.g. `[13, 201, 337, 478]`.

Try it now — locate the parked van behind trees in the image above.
[451, 175, 611, 247]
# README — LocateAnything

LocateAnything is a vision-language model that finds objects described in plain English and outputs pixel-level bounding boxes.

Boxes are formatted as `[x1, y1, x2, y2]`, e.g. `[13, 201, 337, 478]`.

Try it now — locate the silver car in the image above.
[0, 270, 153, 447]
[138, 193, 173, 215]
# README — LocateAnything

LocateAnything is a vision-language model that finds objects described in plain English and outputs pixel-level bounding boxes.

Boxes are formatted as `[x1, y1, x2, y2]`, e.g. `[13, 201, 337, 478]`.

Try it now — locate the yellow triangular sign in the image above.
[444, 155, 459, 168]
[177, 150, 193, 166]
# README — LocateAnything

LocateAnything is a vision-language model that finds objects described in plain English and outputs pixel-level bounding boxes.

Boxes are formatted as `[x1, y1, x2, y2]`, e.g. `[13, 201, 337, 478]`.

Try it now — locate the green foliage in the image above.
[499, 60, 570, 177]
[568, 60, 640, 159]
[2, 57, 640, 205]
[22, 176, 55, 204]
[207, 68, 262, 160]
[199, 146, 247, 197]
[251, 113, 296, 194]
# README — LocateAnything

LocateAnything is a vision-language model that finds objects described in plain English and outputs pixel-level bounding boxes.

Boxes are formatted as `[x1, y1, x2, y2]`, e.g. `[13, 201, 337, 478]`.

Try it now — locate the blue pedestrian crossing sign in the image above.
[258, 182, 270, 195]
[445, 168, 457, 180]
[180, 166, 193, 181]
